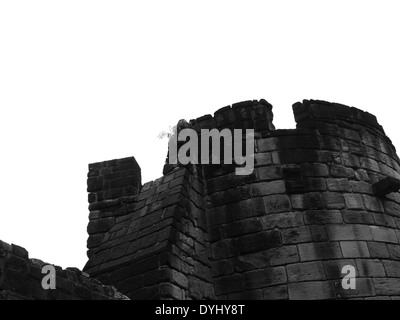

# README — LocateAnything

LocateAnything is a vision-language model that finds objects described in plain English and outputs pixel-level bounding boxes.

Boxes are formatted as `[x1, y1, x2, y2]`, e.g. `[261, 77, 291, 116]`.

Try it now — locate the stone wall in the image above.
[87, 157, 141, 258]
[0, 240, 127, 300]
[84, 98, 400, 300]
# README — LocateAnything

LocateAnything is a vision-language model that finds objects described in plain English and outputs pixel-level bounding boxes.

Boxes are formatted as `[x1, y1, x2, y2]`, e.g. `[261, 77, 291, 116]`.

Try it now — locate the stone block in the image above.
[236, 231, 281, 254]
[350, 181, 373, 194]
[242, 267, 287, 290]
[215, 275, 243, 296]
[220, 218, 262, 238]
[387, 244, 400, 260]
[250, 180, 286, 196]
[262, 285, 288, 300]
[232, 251, 269, 272]
[322, 192, 345, 209]
[159, 283, 183, 300]
[87, 217, 115, 235]
[298, 242, 342, 261]
[341, 210, 374, 225]
[356, 259, 385, 277]
[211, 239, 236, 259]
[373, 213, 396, 228]
[344, 194, 364, 210]
[330, 165, 354, 178]
[281, 226, 312, 244]
[373, 278, 400, 296]
[265, 245, 299, 266]
[257, 165, 282, 180]
[263, 194, 291, 213]
[340, 241, 370, 258]
[227, 289, 263, 300]
[310, 225, 328, 242]
[291, 192, 324, 210]
[261, 212, 303, 230]
[362, 195, 384, 212]
[288, 281, 335, 300]
[287, 261, 326, 282]
[367, 242, 390, 259]
[382, 260, 400, 277]
[300, 163, 329, 177]
[254, 153, 273, 167]
[326, 178, 351, 192]
[304, 210, 343, 225]
[326, 224, 372, 241]
[370, 226, 398, 243]
[360, 158, 380, 173]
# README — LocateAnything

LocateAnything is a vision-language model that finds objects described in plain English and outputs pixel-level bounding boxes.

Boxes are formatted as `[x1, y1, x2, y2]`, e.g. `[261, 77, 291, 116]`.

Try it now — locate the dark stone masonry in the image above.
[2, 98, 400, 299]
[0, 240, 127, 300]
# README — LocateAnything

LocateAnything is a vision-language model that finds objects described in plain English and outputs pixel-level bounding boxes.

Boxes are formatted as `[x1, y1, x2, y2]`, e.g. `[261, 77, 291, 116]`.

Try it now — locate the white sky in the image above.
[1, 1, 399, 269]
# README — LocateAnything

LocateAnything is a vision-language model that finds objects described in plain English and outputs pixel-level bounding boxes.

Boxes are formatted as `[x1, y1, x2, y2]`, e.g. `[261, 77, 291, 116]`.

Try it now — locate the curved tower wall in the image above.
[84, 99, 400, 300]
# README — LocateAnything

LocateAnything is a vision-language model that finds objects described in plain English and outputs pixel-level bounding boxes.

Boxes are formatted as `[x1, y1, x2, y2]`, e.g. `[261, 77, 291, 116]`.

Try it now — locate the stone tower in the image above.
[83, 99, 400, 300]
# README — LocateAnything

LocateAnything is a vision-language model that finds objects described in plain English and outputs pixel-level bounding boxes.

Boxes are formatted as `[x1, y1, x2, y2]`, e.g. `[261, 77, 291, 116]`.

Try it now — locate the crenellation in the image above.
[3, 98, 400, 300]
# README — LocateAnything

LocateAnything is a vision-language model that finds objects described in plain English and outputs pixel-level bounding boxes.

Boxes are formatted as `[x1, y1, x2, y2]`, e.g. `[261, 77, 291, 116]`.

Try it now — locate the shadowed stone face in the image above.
[3, 98, 400, 300]
[81, 99, 400, 300]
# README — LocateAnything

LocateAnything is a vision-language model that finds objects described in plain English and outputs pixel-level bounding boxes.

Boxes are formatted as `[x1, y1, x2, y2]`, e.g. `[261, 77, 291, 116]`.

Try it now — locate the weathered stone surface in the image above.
[304, 210, 343, 225]
[326, 225, 372, 241]
[87, 217, 115, 235]
[232, 252, 269, 272]
[356, 259, 386, 277]
[236, 231, 282, 254]
[322, 192, 346, 209]
[363, 195, 384, 212]
[341, 210, 374, 225]
[261, 212, 303, 230]
[344, 194, 364, 210]
[330, 165, 355, 178]
[340, 241, 370, 258]
[281, 226, 312, 244]
[326, 178, 351, 192]
[266, 246, 299, 266]
[262, 285, 288, 300]
[373, 278, 400, 296]
[288, 281, 335, 300]
[298, 242, 342, 261]
[0, 240, 127, 300]
[310, 225, 328, 242]
[242, 267, 287, 290]
[370, 226, 398, 243]
[10, 99, 400, 301]
[286, 261, 325, 282]
[291, 192, 324, 210]
[367, 242, 390, 259]
[263, 194, 291, 213]
[250, 180, 286, 196]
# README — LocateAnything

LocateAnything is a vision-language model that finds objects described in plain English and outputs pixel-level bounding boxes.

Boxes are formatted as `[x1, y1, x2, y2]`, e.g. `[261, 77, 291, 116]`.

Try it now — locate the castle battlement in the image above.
[82, 99, 400, 300]
[2, 98, 400, 300]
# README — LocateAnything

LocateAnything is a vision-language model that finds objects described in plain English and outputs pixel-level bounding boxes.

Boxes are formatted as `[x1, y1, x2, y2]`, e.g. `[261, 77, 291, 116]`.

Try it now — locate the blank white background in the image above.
[1, 0, 399, 269]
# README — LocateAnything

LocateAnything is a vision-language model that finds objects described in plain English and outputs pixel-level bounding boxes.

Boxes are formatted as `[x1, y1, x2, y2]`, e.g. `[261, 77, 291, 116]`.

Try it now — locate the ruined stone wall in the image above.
[84, 163, 215, 299]
[84, 99, 400, 300]
[0, 240, 126, 300]
[87, 157, 141, 258]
